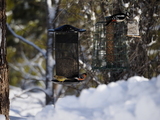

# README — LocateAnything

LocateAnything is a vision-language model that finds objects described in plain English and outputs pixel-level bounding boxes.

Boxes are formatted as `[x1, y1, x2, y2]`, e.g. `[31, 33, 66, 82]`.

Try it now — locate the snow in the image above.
[48, 54, 55, 68]
[124, 3, 130, 8]
[9, 86, 45, 119]
[47, 0, 56, 21]
[91, 12, 96, 21]
[134, 16, 140, 22]
[10, 75, 160, 120]
[0, 115, 5, 120]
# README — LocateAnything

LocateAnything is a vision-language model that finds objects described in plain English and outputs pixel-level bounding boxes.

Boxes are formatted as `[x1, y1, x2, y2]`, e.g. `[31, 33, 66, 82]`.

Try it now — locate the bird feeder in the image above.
[92, 16, 128, 70]
[48, 25, 85, 82]
[127, 19, 140, 38]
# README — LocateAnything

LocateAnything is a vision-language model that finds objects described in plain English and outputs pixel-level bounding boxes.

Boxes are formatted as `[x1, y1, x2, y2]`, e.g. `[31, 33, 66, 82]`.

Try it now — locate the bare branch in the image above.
[6, 23, 46, 58]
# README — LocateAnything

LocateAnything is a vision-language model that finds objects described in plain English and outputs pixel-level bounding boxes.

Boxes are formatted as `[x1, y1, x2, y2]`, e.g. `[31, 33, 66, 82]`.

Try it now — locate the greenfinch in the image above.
[54, 75, 70, 82]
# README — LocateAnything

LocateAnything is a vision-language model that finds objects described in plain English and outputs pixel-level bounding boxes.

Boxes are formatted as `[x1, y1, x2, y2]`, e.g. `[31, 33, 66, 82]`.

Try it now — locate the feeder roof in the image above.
[48, 25, 86, 32]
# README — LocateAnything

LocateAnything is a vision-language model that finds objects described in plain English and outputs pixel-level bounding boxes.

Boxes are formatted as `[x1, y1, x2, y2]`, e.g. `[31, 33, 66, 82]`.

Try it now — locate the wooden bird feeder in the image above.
[92, 16, 128, 70]
[48, 25, 85, 83]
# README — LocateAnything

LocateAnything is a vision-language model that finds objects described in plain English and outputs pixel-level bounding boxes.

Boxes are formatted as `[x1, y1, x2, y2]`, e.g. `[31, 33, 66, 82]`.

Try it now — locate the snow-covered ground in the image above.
[9, 75, 160, 120]
[0, 115, 6, 120]
[9, 87, 45, 120]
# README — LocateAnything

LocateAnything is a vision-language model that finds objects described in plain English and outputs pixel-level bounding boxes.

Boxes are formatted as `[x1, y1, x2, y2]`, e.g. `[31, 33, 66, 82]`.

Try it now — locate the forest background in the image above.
[6, 0, 160, 103]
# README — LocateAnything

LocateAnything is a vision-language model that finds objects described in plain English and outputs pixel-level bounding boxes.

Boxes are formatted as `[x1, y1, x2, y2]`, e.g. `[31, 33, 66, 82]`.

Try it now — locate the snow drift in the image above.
[27, 75, 160, 120]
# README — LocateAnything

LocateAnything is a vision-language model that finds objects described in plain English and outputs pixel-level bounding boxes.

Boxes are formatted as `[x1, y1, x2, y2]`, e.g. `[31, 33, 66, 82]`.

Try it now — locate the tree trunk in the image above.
[45, 0, 54, 105]
[0, 0, 10, 120]
[45, 0, 62, 105]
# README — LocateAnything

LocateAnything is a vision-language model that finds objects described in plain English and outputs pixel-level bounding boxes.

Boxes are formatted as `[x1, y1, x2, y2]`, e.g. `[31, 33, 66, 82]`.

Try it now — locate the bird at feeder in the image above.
[106, 12, 129, 26]
[53, 75, 71, 82]
[75, 73, 87, 81]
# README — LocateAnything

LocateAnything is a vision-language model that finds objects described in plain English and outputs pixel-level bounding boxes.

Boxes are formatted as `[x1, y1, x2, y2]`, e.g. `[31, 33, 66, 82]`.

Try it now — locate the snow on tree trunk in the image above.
[45, 0, 59, 104]
[0, 0, 9, 120]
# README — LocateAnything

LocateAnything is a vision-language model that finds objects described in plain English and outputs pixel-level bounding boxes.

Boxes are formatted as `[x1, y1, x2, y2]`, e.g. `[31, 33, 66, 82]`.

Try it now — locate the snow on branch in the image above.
[8, 51, 46, 82]
[6, 23, 46, 58]
[12, 87, 52, 100]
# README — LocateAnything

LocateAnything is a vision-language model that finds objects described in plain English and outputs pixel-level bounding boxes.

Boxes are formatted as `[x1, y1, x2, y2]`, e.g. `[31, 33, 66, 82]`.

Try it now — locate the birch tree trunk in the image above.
[0, 0, 9, 120]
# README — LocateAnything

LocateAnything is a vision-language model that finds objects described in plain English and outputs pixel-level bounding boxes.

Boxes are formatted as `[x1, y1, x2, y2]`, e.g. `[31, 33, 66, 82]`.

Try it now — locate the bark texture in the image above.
[0, 0, 9, 120]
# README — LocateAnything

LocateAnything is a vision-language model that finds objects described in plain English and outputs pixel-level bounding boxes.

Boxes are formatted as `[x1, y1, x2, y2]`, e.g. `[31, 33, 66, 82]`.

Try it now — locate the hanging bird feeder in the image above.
[127, 19, 140, 38]
[92, 15, 128, 70]
[48, 25, 86, 83]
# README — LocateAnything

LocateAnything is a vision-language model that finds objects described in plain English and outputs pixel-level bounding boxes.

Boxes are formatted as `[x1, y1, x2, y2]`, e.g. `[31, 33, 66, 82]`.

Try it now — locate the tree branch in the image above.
[13, 87, 52, 100]
[6, 23, 46, 58]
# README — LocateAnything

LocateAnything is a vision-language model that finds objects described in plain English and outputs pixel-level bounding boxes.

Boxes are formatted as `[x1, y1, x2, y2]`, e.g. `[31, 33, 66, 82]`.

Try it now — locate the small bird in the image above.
[54, 75, 71, 82]
[76, 73, 87, 81]
[106, 12, 129, 26]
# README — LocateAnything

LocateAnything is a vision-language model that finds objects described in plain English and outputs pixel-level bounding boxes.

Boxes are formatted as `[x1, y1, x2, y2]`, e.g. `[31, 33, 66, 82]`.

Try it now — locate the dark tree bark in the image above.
[0, 0, 9, 120]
